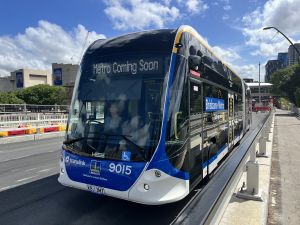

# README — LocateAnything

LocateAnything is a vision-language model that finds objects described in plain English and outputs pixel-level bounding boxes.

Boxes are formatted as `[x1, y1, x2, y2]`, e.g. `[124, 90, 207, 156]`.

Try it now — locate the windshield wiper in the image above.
[63, 137, 100, 145]
[102, 133, 147, 161]
[63, 137, 85, 145]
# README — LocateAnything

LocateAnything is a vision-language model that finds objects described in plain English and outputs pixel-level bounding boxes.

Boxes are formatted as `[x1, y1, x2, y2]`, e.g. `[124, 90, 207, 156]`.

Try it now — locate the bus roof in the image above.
[174, 25, 243, 82]
[85, 29, 177, 57]
[83, 25, 243, 83]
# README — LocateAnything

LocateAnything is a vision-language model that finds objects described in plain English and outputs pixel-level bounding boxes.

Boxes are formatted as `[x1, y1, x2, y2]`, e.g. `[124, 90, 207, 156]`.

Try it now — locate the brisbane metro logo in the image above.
[90, 160, 101, 175]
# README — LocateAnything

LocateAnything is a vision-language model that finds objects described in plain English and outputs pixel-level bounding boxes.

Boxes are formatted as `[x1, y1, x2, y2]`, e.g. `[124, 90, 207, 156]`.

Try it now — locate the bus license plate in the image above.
[87, 184, 105, 195]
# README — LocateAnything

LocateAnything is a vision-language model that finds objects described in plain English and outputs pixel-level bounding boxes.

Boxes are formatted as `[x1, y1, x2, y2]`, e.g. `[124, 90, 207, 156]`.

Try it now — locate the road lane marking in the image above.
[16, 175, 39, 182]
[37, 167, 57, 173]
[38, 168, 51, 173]
[0, 150, 60, 163]
[0, 142, 62, 153]
[25, 167, 38, 172]
[0, 184, 19, 191]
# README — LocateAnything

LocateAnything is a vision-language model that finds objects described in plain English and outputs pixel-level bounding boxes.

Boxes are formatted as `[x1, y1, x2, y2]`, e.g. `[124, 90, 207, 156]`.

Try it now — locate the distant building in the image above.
[246, 82, 274, 105]
[277, 52, 288, 68]
[52, 63, 79, 104]
[0, 68, 52, 92]
[288, 43, 300, 65]
[52, 63, 79, 87]
[0, 76, 15, 92]
[265, 60, 281, 82]
[243, 78, 254, 83]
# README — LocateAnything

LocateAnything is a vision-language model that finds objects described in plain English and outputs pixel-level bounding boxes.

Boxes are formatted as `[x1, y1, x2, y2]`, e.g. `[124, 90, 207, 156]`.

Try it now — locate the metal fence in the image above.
[0, 104, 69, 114]
[0, 113, 68, 128]
[291, 105, 300, 117]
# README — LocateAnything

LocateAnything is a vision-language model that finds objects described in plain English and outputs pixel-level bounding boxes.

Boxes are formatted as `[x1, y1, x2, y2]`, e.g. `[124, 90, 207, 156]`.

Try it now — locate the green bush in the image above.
[15, 84, 67, 105]
[270, 64, 300, 105]
[0, 92, 25, 104]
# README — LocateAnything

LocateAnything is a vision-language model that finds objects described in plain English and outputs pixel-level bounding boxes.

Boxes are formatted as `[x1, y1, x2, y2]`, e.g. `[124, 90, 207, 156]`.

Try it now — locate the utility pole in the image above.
[259, 62, 261, 104]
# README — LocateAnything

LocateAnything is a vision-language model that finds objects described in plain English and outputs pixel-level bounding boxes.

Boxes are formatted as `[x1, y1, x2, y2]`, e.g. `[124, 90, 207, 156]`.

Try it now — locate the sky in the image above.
[1, 0, 300, 81]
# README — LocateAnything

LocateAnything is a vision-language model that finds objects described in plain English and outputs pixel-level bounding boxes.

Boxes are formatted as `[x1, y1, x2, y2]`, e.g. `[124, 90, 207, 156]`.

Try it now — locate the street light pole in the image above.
[263, 26, 300, 63]
[259, 62, 261, 104]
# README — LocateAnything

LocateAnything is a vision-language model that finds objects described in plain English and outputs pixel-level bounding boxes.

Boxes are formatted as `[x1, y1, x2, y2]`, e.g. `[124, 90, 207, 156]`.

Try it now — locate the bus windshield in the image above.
[65, 54, 169, 162]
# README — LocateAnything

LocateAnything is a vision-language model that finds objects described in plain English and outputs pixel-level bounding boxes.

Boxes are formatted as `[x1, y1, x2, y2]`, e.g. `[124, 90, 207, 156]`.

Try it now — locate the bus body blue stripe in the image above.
[202, 144, 228, 169]
[147, 53, 189, 180]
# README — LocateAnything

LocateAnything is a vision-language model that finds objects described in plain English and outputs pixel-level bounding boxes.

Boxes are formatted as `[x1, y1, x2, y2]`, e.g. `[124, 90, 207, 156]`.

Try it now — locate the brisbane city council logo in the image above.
[90, 160, 101, 175]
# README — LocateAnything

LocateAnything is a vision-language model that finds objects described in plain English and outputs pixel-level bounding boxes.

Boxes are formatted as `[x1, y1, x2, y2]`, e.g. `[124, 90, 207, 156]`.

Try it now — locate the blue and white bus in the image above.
[58, 25, 252, 205]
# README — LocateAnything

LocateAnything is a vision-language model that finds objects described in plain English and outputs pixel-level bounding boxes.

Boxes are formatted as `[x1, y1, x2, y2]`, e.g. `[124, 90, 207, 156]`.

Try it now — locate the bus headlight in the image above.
[144, 184, 150, 191]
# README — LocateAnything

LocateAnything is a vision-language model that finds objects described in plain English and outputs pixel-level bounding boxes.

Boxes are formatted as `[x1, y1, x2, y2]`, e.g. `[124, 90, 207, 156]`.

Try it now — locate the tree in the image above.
[270, 64, 300, 106]
[15, 84, 67, 105]
[295, 88, 300, 107]
[0, 92, 25, 104]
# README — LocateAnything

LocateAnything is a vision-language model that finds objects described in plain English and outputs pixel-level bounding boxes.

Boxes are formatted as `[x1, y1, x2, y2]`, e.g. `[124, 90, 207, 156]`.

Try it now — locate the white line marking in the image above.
[38, 168, 52, 173]
[1, 150, 59, 163]
[0, 184, 19, 191]
[25, 167, 37, 172]
[2, 154, 32, 162]
[16, 175, 39, 182]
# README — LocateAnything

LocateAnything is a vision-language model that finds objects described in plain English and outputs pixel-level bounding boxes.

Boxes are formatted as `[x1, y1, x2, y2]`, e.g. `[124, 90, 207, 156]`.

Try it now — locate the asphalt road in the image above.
[0, 113, 267, 225]
[0, 137, 63, 191]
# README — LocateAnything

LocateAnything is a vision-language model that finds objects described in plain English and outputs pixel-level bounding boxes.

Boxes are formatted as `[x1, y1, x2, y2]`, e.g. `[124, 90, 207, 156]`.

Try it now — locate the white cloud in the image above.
[103, 0, 209, 31]
[223, 5, 231, 10]
[230, 63, 264, 80]
[185, 0, 209, 14]
[211, 45, 264, 80]
[212, 46, 241, 63]
[0, 20, 105, 76]
[242, 0, 300, 57]
[220, 0, 230, 4]
[222, 14, 229, 21]
[103, 0, 180, 30]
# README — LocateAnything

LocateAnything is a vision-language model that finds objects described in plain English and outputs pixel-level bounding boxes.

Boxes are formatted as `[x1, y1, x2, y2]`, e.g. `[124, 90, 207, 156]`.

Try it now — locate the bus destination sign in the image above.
[93, 58, 162, 76]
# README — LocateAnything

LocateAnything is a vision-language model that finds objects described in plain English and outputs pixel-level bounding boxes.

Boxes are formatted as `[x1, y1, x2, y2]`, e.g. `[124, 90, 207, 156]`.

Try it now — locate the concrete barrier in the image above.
[0, 131, 64, 144]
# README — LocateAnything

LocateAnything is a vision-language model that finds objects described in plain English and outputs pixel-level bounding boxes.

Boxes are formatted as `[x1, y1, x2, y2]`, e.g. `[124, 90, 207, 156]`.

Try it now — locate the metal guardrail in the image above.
[0, 104, 69, 114]
[171, 111, 273, 225]
[0, 113, 68, 128]
[291, 106, 300, 117]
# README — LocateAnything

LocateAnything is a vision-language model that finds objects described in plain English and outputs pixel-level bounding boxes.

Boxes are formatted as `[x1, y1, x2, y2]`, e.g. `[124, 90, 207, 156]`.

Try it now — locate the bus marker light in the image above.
[155, 170, 161, 177]
[190, 70, 201, 78]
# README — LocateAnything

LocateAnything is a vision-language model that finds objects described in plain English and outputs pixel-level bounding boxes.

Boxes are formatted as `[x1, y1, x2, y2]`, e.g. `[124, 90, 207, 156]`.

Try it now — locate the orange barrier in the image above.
[0, 131, 8, 137]
[44, 126, 59, 133]
[0, 124, 66, 138]
[253, 106, 271, 112]
[8, 129, 26, 136]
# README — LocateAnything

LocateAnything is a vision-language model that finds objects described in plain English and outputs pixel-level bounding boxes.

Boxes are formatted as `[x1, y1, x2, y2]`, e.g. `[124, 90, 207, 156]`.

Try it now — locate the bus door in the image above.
[228, 93, 234, 149]
[189, 80, 203, 186]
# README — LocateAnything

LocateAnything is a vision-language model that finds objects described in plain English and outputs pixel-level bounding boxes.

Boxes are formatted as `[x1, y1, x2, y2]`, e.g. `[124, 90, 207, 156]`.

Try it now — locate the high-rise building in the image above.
[277, 52, 288, 68]
[265, 60, 281, 82]
[288, 43, 300, 65]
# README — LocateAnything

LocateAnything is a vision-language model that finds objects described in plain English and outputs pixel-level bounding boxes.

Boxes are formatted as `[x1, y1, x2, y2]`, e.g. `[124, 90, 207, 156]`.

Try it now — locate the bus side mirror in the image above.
[188, 55, 201, 71]
[174, 111, 182, 140]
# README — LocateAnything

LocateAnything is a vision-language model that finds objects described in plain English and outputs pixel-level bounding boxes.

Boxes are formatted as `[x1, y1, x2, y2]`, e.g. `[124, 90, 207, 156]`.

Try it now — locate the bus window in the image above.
[190, 82, 202, 115]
